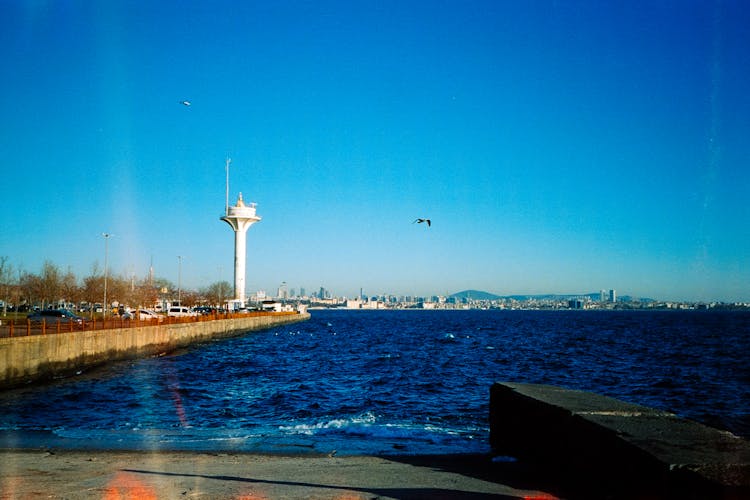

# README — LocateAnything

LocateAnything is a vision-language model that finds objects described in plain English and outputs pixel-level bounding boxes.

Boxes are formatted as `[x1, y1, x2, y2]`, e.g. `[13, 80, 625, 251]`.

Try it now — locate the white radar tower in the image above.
[220, 159, 261, 305]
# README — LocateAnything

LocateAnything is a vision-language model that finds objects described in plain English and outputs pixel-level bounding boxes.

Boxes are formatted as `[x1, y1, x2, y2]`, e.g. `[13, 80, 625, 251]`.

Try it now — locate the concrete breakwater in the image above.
[490, 382, 750, 499]
[0, 312, 310, 390]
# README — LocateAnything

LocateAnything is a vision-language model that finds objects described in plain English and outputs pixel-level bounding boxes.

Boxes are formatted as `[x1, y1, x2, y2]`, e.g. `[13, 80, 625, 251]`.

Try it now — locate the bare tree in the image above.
[180, 289, 199, 307]
[0, 256, 14, 315]
[4, 259, 200, 314]
[82, 272, 104, 315]
[201, 281, 232, 308]
[60, 267, 81, 306]
[38, 261, 62, 307]
[19, 271, 42, 308]
[106, 274, 129, 312]
[130, 275, 159, 309]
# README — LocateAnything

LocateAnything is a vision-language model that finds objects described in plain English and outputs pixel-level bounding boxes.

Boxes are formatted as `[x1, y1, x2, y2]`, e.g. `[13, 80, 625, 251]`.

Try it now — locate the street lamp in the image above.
[177, 255, 182, 306]
[102, 233, 111, 318]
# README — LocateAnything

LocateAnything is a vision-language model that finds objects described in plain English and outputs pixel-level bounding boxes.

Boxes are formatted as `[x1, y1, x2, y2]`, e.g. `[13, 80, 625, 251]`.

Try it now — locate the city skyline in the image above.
[0, 253, 733, 308]
[1, 2, 749, 303]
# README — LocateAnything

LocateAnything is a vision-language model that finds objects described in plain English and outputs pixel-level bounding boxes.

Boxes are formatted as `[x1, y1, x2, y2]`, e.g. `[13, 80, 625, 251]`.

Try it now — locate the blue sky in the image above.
[1, 1, 748, 302]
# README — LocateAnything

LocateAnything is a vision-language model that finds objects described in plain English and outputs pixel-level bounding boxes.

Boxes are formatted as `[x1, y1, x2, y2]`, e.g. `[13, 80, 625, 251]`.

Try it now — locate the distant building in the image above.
[609, 289, 617, 303]
[261, 300, 283, 312]
[226, 299, 244, 311]
[568, 299, 584, 309]
[346, 299, 363, 309]
[277, 282, 288, 299]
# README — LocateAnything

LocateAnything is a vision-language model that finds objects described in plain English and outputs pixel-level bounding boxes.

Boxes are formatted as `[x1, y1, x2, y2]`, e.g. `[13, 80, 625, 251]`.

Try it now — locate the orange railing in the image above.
[0, 310, 300, 339]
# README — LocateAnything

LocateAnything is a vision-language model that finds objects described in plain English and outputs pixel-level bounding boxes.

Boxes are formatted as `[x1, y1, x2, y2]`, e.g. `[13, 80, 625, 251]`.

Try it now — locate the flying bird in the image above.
[179, 100, 191, 106]
[413, 218, 431, 227]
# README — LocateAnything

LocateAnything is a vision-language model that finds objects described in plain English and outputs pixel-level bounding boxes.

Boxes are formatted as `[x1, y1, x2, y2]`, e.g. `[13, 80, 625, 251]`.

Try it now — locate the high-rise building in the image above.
[609, 289, 617, 303]
[568, 298, 584, 309]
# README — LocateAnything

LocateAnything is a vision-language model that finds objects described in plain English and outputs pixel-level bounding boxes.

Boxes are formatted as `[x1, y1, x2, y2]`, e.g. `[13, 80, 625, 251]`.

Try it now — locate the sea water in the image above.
[0, 310, 747, 455]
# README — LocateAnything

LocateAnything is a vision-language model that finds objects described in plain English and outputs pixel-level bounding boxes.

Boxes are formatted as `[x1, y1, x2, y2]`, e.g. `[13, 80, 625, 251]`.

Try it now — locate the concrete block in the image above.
[490, 382, 750, 499]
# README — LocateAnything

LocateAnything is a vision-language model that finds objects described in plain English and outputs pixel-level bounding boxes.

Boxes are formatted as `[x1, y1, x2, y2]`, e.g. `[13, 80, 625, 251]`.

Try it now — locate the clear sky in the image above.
[1, 1, 749, 302]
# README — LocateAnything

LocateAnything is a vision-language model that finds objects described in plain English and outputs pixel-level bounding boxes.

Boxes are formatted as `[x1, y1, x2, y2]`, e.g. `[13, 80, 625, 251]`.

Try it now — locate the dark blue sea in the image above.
[0, 310, 748, 455]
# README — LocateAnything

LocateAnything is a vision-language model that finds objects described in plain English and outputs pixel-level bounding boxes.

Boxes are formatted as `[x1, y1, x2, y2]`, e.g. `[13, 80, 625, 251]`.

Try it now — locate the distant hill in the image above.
[449, 290, 502, 301]
[449, 290, 656, 303]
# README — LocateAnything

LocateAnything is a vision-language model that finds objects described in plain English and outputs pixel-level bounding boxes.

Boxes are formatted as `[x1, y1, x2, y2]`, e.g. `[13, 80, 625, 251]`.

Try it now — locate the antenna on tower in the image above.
[225, 158, 231, 215]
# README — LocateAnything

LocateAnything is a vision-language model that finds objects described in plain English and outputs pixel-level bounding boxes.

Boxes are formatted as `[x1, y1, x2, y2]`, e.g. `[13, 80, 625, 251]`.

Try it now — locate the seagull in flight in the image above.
[179, 100, 191, 106]
[413, 218, 431, 227]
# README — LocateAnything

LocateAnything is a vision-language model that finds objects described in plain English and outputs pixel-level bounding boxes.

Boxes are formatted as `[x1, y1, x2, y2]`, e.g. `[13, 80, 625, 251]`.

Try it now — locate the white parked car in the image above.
[167, 306, 197, 317]
[132, 309, 163, 322]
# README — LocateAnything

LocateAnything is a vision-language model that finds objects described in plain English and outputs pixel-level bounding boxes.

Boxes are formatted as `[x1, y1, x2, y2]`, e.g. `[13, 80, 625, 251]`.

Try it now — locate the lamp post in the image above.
[102, 233, 111, 318]
[217, 265, 223, 309]
[177, 255, 182, 306]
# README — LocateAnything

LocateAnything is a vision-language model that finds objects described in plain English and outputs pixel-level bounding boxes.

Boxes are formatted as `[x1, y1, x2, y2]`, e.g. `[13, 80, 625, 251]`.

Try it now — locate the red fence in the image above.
[0, 311, 299, 339]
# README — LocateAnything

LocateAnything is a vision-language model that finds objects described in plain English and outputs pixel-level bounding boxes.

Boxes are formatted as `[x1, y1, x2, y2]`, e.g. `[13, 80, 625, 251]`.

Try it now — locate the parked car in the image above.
[193, 306, 215, 315]
[167, 306, 197, 317]
[131, 309, 163, 322]
[27, 309, 85, 325]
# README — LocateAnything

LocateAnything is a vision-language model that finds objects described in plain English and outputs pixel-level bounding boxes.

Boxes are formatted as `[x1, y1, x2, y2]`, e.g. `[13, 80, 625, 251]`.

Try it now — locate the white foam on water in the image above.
[279, 412, 378, 436]
[278, 411, 484, 446]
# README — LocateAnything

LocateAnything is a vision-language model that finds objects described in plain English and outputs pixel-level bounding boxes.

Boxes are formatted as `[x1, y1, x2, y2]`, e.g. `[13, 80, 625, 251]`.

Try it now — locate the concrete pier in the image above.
[490, 382, 750, 499]
[0, 312, 309, 390]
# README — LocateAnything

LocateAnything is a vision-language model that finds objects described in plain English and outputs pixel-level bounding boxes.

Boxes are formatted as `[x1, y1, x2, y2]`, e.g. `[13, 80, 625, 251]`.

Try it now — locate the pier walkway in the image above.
[0, 311, 309, 390]
[0, 310, 292, 338]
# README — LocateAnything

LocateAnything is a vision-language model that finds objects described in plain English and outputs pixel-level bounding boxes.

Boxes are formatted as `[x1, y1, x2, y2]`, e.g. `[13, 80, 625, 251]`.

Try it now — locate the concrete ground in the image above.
[0, 450, 561, 499]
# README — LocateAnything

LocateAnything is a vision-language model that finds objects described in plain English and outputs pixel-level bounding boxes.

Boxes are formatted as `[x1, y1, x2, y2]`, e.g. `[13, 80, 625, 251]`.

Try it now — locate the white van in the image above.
[167, 306, 197, 317]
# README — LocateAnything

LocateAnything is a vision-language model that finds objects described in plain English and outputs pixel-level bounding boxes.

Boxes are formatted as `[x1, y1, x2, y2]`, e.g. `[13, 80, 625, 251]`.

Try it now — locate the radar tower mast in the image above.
[225, 158, 231, 215]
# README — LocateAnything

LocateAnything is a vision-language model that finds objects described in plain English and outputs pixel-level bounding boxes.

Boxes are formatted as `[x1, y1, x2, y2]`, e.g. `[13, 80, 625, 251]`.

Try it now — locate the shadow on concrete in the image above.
[383, 453, 565, 496]
[122, 465, 517, 499]
[383, 453, 688, 500]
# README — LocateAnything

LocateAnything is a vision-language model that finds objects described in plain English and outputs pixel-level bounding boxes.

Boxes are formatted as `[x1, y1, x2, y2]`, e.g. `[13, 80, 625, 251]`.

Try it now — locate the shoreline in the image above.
[0, 426, 492, 457]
